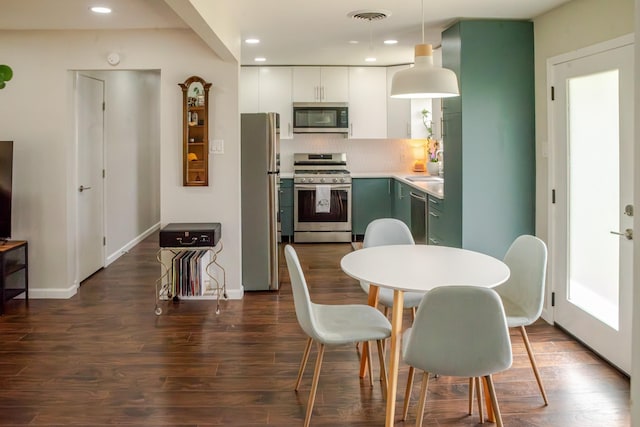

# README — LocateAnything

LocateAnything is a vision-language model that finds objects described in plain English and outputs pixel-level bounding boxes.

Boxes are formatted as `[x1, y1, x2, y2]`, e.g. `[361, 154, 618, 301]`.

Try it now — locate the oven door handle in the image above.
[295, 184, 351, 190]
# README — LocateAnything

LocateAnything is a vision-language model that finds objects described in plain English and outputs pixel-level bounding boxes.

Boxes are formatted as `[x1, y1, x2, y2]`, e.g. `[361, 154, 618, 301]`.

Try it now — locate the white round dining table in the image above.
[340, 244, 510, 427]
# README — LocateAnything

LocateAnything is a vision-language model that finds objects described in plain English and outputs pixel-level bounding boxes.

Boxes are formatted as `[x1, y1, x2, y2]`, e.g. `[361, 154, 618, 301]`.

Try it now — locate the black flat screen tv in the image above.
[0, 141, 13, 241]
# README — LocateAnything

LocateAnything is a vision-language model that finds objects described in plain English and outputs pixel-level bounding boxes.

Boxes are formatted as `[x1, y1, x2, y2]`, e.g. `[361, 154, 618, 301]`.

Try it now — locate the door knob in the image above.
[78, 185, 92, 192]
[610, 229, 633, 240]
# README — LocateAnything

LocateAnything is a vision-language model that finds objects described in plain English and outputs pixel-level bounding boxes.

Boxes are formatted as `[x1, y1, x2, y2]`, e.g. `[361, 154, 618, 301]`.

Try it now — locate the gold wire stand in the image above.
[154, 241, 227, 315]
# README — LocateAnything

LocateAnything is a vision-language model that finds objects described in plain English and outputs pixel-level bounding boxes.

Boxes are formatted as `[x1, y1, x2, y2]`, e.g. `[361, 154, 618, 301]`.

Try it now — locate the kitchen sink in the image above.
[405, 176, 443, 183]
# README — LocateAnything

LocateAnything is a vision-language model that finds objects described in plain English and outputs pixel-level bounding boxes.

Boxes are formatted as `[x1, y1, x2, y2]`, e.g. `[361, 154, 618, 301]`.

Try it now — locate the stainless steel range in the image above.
[293, 153, 352, 243]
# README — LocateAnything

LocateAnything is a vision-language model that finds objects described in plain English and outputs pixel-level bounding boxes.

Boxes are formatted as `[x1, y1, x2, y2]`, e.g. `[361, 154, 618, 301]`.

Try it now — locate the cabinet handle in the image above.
[78, 185, 92, 192]
[440, 118, 445, 137]
[410, 192, 427, 202]
[429, 211, 440, 218]
[350, 123, 353, 137]
[314, 86, 319, 101]
[321, 86, 325, 101]
[406, 123, 411, 137]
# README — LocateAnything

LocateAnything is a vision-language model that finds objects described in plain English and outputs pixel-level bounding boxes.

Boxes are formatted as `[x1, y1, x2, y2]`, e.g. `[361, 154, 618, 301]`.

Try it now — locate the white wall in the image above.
[0, 29, 241, 299]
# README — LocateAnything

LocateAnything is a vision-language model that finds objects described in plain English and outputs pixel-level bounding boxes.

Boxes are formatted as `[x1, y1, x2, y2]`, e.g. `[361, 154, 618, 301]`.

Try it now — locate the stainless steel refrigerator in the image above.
[241, 112, 280, 291]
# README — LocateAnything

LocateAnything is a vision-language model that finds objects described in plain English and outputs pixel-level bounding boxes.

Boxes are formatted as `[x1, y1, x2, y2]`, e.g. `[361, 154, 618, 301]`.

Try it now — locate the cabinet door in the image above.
[279, 179, 294, 237]
[292, 67, 321, 102]
[320, 67, 349, 102]
[392, 180, 411, 227]
[259, 67, 293, 139]
[348, 67, 387, 139]
[386, 65, 411, 138]
[352, 178, 392, 236]
[240, 67, 260, 113]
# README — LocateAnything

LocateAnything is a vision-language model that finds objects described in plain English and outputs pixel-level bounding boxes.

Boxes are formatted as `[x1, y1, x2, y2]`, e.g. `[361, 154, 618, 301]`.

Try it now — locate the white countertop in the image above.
[280, 171, 444, 199]
[352, 172, 444, 199]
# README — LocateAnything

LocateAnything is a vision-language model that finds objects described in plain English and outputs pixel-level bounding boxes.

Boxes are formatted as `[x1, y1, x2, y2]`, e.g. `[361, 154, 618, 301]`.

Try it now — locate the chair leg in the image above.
[468, 377, 474, 415]
[484, 374, 504, 427]
[376, 339, 388, 399]
[295, 337, 313, 391]
[366, 340, 374, 387]
[402, 366, 415, 421]
[415, 371, 430, 427]
[474, 377, 484, 423]
[304, 343, 325, 427]
[519, 325, 549, 405]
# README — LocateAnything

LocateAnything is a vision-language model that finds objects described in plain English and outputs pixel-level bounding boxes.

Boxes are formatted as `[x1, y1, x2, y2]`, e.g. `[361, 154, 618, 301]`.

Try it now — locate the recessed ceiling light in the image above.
[245, 38, 260, 44]
[365, 57, 377, 62]
[384, 39, 398, 45]
[90, 6, 112, 14]
[254, 57, 266, 62]
[348, 40, 359, 44]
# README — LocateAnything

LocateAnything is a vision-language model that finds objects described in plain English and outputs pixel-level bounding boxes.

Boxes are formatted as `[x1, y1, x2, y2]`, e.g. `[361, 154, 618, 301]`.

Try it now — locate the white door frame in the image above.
[74, 72, 107, 284]
[546, 34, 634, 325]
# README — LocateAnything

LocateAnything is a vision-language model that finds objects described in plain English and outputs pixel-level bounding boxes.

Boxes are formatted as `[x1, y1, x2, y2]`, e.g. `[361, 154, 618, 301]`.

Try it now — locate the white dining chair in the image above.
[402, 286, 512, 427]
[360, 218, 425, 312]
[284, 244, 392, 427]
[493, 234, 549, 405]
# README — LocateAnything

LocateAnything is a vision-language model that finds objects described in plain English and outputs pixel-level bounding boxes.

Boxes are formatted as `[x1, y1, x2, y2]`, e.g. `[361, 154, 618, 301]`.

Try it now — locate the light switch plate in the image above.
[211, 139, 224, 154]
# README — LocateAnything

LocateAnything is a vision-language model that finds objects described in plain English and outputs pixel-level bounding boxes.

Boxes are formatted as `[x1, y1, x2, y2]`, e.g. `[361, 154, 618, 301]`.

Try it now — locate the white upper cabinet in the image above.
[259, 67, 293, 139]
[386, 65, 411, 138]
[292, 67, 349, 102]
[240, 67, 260, 113]
[348, 67, 387, 139]
[239, 66, 293, 139]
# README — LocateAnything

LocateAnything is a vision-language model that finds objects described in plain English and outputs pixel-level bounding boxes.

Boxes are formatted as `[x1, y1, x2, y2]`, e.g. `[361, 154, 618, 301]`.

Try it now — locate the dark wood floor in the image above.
[0, 234, 630, 426]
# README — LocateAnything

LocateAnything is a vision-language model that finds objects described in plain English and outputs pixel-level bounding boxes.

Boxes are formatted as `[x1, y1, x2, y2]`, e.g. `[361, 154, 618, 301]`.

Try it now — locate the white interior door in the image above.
[550, 37, 634, 374]
[77, 74, 105, 282]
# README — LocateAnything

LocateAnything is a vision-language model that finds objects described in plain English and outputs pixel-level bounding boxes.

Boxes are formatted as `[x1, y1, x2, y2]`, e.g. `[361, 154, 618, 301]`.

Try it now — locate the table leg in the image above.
[360, 284, 381, 378]
[483, 376, 495, 422]
[385, 289, 404, 427]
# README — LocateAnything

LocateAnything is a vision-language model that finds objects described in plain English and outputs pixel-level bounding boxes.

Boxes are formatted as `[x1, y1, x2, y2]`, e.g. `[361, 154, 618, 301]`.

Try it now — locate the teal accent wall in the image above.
[442, 20, 535, 258]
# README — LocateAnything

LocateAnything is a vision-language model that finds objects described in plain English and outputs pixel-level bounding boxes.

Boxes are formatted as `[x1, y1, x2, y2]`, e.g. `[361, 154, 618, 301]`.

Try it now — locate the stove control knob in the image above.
[320, 178, 325, 183]
[308, 178, 314, 183]
[340, 178, 346, 183]
[333, 178, 338, 183]
[300, 178, 306, 183]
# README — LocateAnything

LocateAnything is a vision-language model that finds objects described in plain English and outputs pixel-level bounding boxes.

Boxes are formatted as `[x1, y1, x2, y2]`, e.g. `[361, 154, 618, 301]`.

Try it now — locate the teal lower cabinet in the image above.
[392, 180, 411, 229]
[427, 196, 449, 246]
[352, 178, 392, 239]
[279, 179, 294, 241]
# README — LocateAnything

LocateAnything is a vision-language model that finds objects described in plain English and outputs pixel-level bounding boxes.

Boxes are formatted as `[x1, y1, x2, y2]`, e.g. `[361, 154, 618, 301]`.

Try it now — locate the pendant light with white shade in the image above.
[390, 0, 459, 99]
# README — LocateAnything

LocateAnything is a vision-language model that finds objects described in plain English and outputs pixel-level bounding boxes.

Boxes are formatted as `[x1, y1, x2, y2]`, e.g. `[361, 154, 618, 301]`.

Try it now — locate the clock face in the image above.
[107, 53, 120, 65]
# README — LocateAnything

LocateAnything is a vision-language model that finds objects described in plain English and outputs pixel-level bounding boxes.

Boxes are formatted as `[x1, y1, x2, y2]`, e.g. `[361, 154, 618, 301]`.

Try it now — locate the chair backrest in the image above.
[363, 218, 415, 248]
[494, 235, 548, 324]
[403, 286, 512, 378]
[284, 245, 322, 341]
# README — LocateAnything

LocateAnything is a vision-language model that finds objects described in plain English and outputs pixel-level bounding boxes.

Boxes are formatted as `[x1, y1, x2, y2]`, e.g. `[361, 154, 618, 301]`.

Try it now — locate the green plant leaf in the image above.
[0, 65, 13, 82]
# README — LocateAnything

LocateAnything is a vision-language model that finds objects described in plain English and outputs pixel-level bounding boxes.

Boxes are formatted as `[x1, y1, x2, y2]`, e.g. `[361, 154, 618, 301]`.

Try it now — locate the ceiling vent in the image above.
[347, 9, 391, 21]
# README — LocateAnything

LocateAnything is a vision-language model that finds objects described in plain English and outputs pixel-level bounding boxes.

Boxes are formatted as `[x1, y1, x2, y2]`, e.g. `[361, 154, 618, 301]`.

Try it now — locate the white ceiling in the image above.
[1, 0, 571, 66]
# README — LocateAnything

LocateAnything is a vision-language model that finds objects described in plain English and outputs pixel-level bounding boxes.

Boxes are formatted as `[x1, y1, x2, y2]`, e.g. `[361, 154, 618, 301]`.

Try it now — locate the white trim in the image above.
[546, 33, 635, 326]
[28, 284, 78, 299]
[105, 222, 161, 266]
[548, 34, 634, 66]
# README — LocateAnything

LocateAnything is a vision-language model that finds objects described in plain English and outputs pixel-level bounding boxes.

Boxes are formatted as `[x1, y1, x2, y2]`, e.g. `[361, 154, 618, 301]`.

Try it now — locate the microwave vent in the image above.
[347, 9, 391, 22]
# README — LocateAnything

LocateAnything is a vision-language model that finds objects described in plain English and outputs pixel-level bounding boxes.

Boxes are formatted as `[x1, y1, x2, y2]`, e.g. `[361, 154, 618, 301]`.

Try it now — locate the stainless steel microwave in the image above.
[292, 102, 349, 134]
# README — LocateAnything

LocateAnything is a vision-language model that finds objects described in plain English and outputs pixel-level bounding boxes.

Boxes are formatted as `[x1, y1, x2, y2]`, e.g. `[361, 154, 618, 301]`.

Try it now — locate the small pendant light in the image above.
[390, 0, 459, 99]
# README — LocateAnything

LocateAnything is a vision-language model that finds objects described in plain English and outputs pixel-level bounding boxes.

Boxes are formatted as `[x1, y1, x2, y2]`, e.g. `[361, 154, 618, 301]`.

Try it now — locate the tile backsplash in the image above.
[281, 134, 418, 173]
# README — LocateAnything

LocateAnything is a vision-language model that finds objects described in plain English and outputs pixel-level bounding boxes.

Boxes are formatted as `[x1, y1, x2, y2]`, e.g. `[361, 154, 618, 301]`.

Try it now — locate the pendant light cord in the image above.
[421, 0, 425, 44]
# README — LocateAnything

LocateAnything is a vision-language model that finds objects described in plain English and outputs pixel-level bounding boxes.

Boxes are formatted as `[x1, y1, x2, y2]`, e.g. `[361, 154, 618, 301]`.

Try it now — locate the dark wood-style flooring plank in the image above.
[0, 234, 630, 426]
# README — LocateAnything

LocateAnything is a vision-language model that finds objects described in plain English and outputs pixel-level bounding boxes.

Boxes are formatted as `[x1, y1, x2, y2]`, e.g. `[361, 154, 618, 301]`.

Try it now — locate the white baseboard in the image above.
[105, 222, 161, 266]
[28, 284, 78, 299]
[226, 288, 244, 300]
